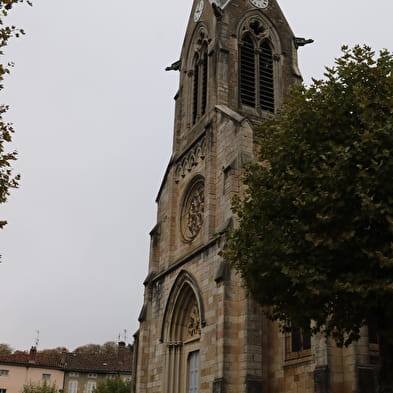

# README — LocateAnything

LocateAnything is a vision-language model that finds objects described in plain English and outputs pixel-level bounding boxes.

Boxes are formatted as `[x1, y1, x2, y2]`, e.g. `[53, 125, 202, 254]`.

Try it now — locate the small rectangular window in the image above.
[69, 380, 78, 393]
[86, 381, 96, 393]
[0, 370, 9, 376]
[188, 351, 200, 393]
[285, 328, 312, 361]
[291, 329, 302, 352]
[42, 374, 51, 382]
[0, 389, 7, 393]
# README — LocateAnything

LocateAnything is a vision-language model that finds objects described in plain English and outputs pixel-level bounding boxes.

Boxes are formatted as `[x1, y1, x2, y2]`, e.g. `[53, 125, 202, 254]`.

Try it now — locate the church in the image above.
[132, 1, 378, 392]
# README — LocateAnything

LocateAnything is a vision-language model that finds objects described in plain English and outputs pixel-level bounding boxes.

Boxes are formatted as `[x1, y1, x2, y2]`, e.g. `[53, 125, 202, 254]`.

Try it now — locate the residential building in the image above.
[0, 347, 64, 393]
[0, 342, 132, 393]
[62, 342, 132, 393]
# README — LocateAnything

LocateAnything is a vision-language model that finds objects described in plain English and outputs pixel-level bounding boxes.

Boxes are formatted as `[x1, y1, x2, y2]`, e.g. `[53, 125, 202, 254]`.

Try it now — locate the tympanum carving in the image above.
[187, 303, 201, 337]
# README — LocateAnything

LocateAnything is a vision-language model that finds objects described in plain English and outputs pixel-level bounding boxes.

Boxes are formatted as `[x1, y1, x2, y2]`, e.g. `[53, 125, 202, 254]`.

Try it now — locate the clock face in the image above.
[250, 0, 269, 8]
[194, 0, 204, 22]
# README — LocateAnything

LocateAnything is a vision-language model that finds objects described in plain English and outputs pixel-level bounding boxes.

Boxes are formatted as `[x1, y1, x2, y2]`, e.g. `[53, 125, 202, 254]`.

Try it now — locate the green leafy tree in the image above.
[73, 342, 117, 355]
[223, 46, 393, 392]
[73, 344, 101, 354]
[0, 343, 13, 354]
[0, 0, 31, 234]
[22, 382, 58, 393]
[100, 341, 117, 356]
[39, 347, 68, 357]
[93, 376, 131, 393]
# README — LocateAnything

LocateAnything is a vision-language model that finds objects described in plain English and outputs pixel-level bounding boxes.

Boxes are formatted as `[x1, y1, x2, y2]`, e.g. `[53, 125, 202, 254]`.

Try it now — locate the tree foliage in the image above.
[0, 343, 13, 354]
[93, 376, 131, 393]
[73, 342, 117, 355]
[0, 0, 31, 231]
[39, 347, 68, 357]
[22, 382, 59, 393]
[223, 46, 393, 391]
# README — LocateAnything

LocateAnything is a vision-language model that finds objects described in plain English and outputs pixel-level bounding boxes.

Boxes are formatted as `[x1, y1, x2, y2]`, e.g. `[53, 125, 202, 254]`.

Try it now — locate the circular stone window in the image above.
[181, 177, 205, 242]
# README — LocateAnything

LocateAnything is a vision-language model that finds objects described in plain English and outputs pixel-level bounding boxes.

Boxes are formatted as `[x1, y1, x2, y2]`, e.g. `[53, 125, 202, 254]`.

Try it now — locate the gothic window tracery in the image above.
[181, 177, 205, 242]
[239, 19, 276, 113]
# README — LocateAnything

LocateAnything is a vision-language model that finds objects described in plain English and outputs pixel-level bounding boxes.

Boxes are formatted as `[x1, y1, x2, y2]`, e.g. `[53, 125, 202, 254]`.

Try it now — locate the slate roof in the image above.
[63, 351, 132, 374]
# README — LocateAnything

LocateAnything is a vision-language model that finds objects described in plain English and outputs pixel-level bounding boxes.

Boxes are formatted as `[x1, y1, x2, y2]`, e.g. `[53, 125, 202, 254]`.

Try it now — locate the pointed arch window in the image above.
[192, 54, 200, 124]
[192, 47, 209, 125]
[239, 32, 275, 113]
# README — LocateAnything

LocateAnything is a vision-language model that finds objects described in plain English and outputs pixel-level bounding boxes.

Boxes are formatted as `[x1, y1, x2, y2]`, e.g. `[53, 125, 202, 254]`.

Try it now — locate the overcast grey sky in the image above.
[0, 0, 392, 352]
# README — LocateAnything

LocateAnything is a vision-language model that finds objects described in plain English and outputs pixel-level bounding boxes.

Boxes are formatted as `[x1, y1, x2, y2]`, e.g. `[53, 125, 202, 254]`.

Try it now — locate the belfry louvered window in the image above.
[201, 54, 208, 116]
[259, 41, 274, 111]
[240, 33, 275, 113]
[240, 34, 256, 107]
[192, 47, 209, 125]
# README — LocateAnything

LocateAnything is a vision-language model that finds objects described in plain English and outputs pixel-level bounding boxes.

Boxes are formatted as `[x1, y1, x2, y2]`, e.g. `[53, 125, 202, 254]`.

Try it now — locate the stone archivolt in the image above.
[174, 137, 206, 183]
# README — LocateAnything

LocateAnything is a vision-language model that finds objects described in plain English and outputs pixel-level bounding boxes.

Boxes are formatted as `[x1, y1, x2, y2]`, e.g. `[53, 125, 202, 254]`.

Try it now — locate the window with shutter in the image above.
[192, 55, 200, 125]
[69, 380, 78, 393]
[201, 53, 208, 116]
[240, 34, 256, 107]
[259, 40, 274, 112]
[192, 45, 209, 125]
[86, 381, 96, 393]
[239, 26, 276, 113]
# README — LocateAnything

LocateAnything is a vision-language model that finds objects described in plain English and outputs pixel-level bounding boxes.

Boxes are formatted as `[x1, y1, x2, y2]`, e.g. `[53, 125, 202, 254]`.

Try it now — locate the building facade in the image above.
[62, 342, 132, 393]
[134, 1, 378, 393]
[0, 347, 65, 393]
[0, 343, 132, 393]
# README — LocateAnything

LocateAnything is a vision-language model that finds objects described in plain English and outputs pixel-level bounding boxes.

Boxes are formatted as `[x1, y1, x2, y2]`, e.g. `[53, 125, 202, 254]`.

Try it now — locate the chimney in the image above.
[118, 341, 126, 362]
[29, 346, 37, 363]
[60, 351, 68, 367]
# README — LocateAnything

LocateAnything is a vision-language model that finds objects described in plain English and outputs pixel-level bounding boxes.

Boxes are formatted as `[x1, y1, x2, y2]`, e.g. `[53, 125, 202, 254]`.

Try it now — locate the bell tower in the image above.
[169, 0, 302, 156]
[132, 2, 321, 393]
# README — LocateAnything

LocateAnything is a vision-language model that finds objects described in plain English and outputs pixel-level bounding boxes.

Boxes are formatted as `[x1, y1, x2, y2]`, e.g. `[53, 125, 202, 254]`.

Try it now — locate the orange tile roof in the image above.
[0, 347, 132, 374]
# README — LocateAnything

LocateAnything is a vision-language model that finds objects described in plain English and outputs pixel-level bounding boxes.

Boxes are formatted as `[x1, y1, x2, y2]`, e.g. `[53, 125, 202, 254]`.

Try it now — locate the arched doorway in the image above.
[162, 271, 205, 393]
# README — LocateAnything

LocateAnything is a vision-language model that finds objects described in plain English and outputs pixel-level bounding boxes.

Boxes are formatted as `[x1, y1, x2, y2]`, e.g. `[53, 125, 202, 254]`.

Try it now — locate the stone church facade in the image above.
[133, 1, 378, 392]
